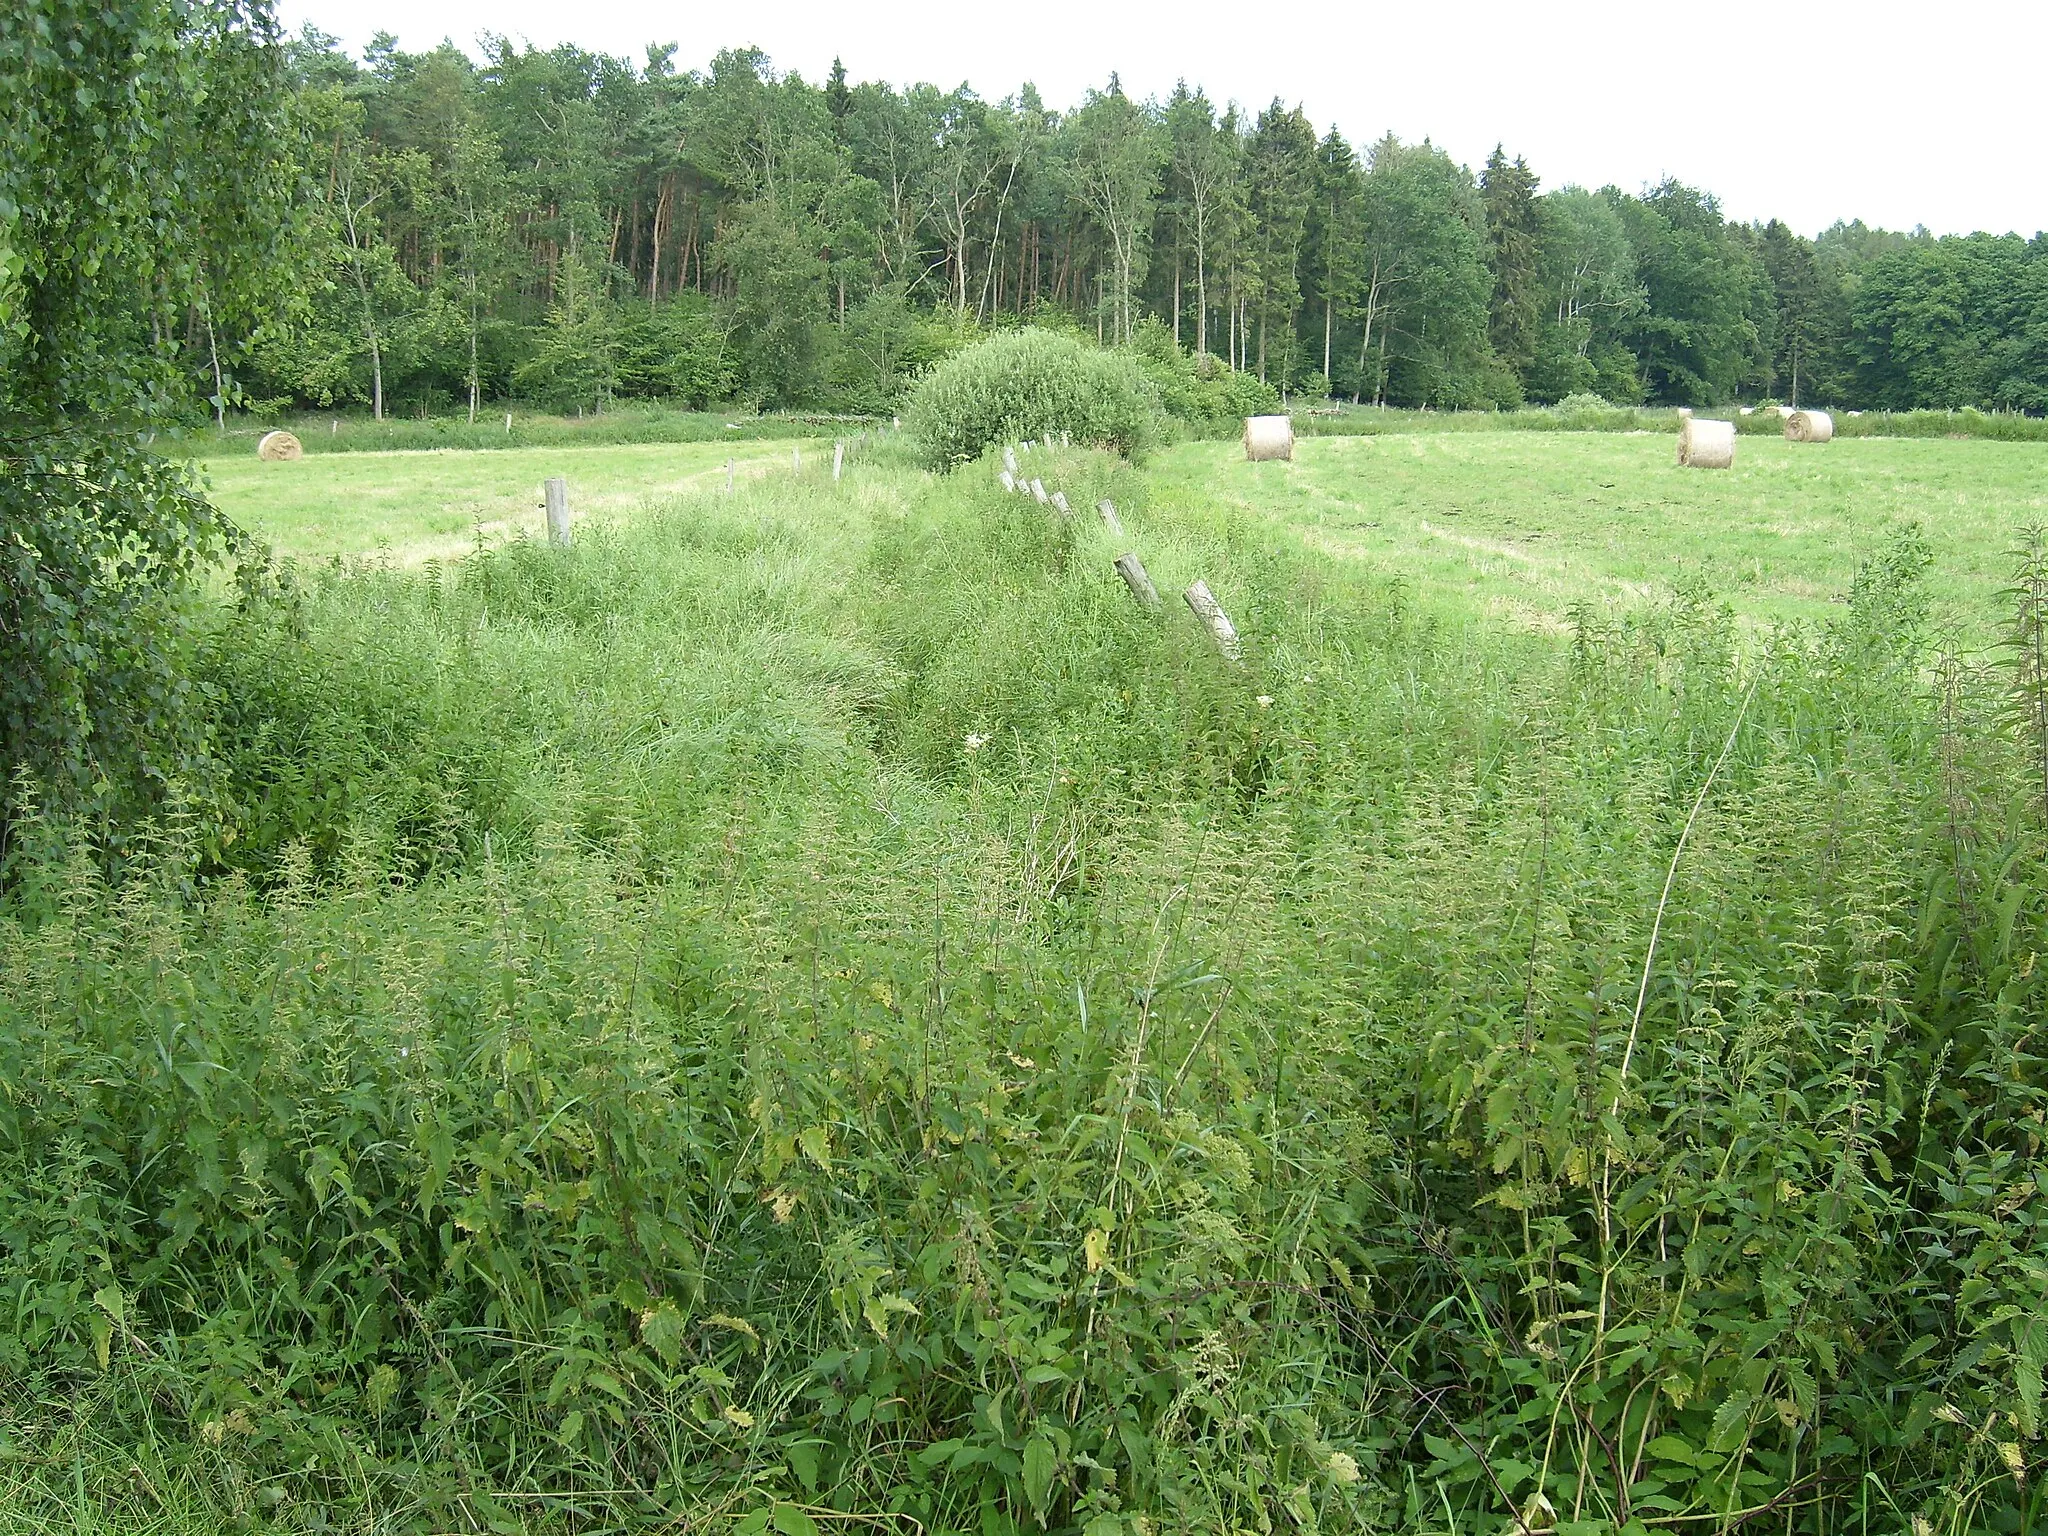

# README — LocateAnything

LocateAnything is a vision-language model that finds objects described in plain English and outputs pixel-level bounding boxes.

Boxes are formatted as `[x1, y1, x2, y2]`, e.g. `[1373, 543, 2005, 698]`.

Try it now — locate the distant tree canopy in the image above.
[192, 32, 2047, 423]
[1, 0, 299, 851]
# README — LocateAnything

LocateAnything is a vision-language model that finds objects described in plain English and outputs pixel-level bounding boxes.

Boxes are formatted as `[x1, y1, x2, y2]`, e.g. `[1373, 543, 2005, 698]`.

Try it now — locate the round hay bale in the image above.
[1677, 417, 1735, 469]
[256, 430, 303, 461]
[1675, 407, 1693, 419]
[1244, 414, 1294, 462]
[1784, 409, 1834, 444]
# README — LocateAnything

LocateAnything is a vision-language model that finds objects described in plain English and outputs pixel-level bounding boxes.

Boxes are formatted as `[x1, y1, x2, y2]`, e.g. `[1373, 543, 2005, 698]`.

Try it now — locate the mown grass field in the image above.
[8, 428, 2048, 1535]
[210, 428, 2046, 634]
[199, 440, 827, 561]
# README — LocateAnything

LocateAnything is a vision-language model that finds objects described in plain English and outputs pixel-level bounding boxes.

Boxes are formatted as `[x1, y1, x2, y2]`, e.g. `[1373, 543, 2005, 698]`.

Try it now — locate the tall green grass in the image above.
[2, 455, 2045, 1534]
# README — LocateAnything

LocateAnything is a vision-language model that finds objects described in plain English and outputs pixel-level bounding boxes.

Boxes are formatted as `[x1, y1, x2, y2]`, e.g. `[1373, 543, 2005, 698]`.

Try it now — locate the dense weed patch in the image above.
[2, 466, 2046, 1534]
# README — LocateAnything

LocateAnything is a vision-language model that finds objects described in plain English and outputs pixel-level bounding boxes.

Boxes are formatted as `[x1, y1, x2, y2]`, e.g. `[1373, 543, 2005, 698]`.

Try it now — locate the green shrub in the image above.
[1125, 317, 1281, 426]
[905, 327, 1164, 469]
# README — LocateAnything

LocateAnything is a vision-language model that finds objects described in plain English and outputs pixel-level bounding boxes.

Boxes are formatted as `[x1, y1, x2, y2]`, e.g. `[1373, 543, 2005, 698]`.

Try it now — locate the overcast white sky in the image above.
[283, 0, 2046, 239]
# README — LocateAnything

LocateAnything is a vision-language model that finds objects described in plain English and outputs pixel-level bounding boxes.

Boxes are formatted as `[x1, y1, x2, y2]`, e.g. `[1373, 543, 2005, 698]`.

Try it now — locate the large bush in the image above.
[906, 327, 1164, 469]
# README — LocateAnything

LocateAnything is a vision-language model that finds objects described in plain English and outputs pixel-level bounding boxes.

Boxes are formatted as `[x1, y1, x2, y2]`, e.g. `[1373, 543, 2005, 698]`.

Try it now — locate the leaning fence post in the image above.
[1050, 490, 1070, 515]
[544, 476, 572, 546]
[1114, 553, 1161, 612]
[1097, 499, 1124, 537]
[1184, 580, 1242, 661]
[1030, 479, 1048, 504]
[1000, 470, 1016, 493]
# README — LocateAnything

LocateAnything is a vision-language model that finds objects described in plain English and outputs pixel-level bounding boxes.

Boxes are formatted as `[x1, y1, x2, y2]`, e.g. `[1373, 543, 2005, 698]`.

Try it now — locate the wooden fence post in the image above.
[833, 441, 845, 481]
[544, 477, 572, 546]
[1003, 446, 1019, 476]
[1000, 470, 1016, 493]
[1184, 580, 1242, 661]
[726, 458, 735, 493]
[1050, 490, 1070, 515]
[1097, 499, 1124, 537]
[1114, 553, 1161, 612]
[1030, 479, 1048, 504]
[793, 446, 802, 472]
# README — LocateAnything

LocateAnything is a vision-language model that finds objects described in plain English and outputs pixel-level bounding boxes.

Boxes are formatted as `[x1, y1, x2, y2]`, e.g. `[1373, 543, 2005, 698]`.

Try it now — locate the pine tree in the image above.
[1303, 127, 1364, 390]
[825, 57, 851, 139]
[1481, 145, 1543, 384]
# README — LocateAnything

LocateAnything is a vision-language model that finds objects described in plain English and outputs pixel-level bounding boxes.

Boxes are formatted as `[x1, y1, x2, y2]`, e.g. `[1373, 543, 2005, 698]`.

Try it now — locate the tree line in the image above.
[228, 28, 2048, 420]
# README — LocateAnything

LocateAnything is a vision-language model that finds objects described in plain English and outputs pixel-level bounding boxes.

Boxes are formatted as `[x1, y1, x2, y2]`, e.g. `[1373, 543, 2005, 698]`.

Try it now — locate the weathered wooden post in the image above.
[1114, 553, 1161, 612]
[1097, 499, 1124, 537]
[504, 412, 513, 433]
[726, 458, 735, 493]
[1000, 470, 1016, 493]
[1030, 479, 1048, 504]
[331, 418, 338, 436]
[1003, 446, 1019, 477]
[833, 441, 845, 481]
[1184, 580, 1242, 661]
[1050, 490, 1070, 515]
[544, 477, 572, 546]
[793, 445, 802, 472]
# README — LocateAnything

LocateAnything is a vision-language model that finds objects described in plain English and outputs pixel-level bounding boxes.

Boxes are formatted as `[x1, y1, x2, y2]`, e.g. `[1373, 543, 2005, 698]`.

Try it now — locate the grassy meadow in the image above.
[5, 428, 2048, 1534]
[200, 440, 828, 562]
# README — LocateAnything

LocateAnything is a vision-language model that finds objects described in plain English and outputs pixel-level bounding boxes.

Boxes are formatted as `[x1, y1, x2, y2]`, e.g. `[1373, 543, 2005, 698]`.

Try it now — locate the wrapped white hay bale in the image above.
[1675, 407, 1693, 419]
[256, 430, 303, 461]
[1677, 417, 1736, 469]
[1784, 409, 1834, 443]
[1244, 414, 1293, 462]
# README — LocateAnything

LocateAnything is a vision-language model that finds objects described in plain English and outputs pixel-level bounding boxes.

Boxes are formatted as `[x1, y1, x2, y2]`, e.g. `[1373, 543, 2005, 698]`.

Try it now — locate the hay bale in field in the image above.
[1244, 414, 1293, 462]
[1677, 417, 1735, 469]
[1784, 409, 1834, 443]
[256, 430, 302, 461]
[1675, 407, 1693, 419]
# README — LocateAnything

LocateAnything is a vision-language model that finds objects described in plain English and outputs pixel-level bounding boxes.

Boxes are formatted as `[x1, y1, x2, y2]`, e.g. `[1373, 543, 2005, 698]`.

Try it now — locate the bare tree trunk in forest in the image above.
[649, 179, 669, 305]
[199, 277, 225, 430]
[1173, 250, 1181, 346]
[338, 182, 384, 421]
[979, 158, 1019, 324]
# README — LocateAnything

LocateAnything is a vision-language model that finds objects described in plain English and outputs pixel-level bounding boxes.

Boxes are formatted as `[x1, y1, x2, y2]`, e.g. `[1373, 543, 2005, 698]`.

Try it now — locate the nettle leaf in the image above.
[2017, 1318, 2045, 1439]
[1708, 1392, 1754, 1454]
[1022, 1435, 1058, 1515]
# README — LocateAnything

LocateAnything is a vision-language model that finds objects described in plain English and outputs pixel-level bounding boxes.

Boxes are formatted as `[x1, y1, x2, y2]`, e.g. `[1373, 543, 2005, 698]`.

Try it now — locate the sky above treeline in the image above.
[282, 0, 2048, 242]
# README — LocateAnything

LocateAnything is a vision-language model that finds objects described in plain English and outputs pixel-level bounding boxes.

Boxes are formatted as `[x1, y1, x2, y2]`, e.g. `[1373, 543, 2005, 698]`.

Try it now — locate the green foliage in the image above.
[0, 0, 299, 847]
[1125, 319, 1280, 425]
[615, 297, 738, 406]
[906, 328, 1165, 468]
[4, 462, 2047, 1534]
